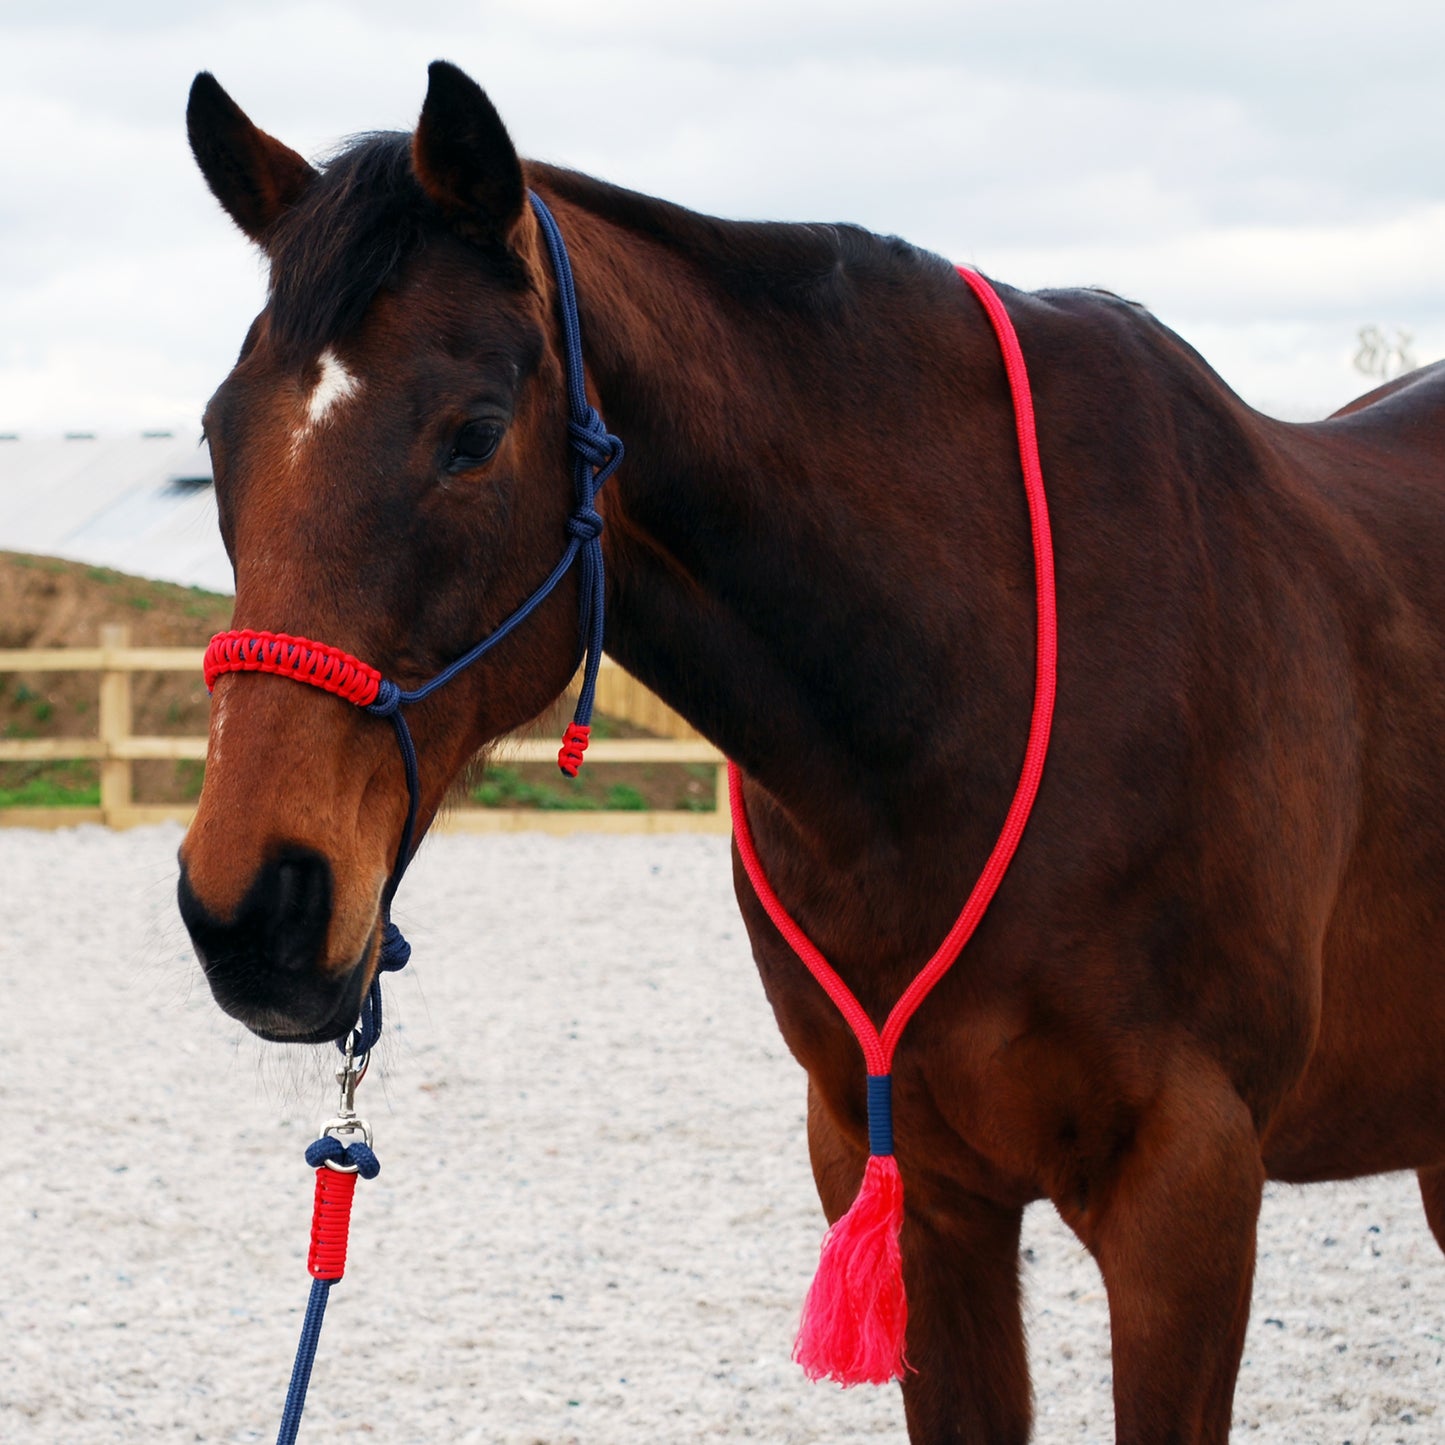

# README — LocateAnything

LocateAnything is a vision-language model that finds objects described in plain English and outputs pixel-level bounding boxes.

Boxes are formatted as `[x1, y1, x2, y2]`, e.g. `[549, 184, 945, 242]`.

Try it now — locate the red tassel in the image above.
[793, 1153, 909, 1385]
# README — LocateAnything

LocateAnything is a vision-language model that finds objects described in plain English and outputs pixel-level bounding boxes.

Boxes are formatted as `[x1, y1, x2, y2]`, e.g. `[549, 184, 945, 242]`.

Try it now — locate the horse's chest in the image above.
[745, 909, 1159, 1207]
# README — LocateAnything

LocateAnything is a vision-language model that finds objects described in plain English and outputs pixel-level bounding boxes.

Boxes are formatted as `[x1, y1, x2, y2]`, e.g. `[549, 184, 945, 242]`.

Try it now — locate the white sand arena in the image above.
[1, 824, 1439, 1442]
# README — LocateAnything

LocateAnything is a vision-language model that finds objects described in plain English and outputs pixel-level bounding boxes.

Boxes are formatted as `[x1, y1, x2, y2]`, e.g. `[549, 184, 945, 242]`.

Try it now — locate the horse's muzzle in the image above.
[177, 845, 368, 1042]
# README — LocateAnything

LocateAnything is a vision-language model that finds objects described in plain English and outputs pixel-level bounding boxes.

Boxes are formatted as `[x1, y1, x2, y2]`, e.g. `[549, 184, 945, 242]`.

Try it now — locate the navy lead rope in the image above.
[266, 190, 622, 1442]
[275, 1138, 381, 1445]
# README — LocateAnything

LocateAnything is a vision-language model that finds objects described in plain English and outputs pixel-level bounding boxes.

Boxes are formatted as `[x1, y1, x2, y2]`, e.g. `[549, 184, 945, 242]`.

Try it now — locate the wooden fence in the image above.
[0, 625, 729, 833]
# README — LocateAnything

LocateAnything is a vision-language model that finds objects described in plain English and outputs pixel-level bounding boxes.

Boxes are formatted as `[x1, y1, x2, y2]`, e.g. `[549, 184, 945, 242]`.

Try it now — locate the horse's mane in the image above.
[262, 133, 954, 360]
[531, 163, 956, 315]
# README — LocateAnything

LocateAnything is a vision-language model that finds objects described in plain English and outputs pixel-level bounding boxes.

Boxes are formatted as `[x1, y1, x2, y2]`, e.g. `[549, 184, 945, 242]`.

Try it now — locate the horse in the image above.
[176, 60, 1445, 1444]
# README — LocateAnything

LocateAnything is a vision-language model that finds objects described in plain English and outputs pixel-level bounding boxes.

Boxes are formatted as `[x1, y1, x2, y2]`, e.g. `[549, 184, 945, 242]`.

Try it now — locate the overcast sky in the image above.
[2, 0, 1442, 432]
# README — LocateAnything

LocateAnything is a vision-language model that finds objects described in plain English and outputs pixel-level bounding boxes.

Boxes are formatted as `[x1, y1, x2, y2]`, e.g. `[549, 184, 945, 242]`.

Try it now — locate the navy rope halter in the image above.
[204, 190, 624, 1058]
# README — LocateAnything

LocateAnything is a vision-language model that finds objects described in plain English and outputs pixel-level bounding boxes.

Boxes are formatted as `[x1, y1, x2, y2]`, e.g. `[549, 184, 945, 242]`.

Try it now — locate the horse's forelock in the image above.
[262, 131, 525, 363]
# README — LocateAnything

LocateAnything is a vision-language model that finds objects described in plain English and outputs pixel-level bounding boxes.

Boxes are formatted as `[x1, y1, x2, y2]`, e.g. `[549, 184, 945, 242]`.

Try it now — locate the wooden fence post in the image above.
[98, 623, 133, 827]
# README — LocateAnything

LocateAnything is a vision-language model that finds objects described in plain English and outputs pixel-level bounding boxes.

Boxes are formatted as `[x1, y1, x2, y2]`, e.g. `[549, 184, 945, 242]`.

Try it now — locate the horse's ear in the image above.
[412, 60, 526, 245]
[186, 72, 316, 242]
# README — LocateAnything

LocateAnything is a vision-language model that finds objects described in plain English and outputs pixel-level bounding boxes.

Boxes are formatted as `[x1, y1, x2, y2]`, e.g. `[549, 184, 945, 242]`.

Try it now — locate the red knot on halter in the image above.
[729, 265, 1058, 1387]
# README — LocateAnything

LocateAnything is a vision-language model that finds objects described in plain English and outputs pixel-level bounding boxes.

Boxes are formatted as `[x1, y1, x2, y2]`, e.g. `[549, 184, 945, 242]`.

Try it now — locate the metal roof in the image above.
[0, 434, 231, 593]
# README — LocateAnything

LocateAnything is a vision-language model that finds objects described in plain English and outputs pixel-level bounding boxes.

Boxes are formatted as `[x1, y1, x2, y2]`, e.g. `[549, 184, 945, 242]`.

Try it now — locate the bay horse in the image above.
[177, 61, 1445, 1443]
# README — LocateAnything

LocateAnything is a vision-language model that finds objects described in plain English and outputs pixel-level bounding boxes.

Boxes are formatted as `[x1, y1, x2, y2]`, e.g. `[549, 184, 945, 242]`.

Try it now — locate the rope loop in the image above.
[304, 1134, 381, 1180]
[377, 919, 411, 973]
[353, 979, 384, 1057]
[731, 267, 1056, 1389]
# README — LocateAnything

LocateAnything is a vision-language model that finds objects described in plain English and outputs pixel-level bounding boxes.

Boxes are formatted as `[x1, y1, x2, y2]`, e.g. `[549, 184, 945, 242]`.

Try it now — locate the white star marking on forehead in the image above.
[304, 348, 360, 426]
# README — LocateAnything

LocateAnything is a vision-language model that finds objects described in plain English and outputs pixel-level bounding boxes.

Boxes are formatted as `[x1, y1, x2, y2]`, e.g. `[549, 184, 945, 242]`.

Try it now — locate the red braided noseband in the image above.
[204, 627, 592, 775]
[204, 629, 382, 708]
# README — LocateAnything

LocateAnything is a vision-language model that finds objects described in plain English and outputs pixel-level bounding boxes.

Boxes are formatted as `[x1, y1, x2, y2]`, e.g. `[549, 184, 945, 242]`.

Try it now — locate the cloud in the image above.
[1, 1, 1441, 429]
[986, 203, 1445, 324]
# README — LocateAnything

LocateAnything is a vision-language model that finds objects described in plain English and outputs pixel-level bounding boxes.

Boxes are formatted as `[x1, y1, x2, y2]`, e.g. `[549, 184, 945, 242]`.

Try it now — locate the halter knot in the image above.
[364, 679, 403, 718]
[565, 507, 605, 543]
[567, 407, 624, 479]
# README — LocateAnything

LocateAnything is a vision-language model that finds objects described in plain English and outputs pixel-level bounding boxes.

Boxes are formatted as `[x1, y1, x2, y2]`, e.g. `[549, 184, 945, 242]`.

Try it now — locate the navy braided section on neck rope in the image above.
[204, 190, 623, 1060]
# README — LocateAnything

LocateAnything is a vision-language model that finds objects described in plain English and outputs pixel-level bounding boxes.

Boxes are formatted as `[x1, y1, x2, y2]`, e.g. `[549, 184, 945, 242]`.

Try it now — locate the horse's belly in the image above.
[1262, 1085, 1445, 1182]
[1259, 953, 1445, 1181]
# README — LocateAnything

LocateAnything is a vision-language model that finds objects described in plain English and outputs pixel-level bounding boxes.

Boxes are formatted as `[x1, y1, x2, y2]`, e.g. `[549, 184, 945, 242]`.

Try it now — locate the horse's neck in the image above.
[553, 184, 1036, 856]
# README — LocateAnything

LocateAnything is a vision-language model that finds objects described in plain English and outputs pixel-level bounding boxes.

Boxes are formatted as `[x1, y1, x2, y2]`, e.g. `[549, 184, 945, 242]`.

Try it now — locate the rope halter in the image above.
[203, 191, 623, 1057]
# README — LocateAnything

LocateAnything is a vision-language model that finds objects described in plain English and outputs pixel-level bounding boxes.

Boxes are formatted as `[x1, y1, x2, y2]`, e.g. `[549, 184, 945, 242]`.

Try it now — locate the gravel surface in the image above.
[2, 825, 1440, 1443]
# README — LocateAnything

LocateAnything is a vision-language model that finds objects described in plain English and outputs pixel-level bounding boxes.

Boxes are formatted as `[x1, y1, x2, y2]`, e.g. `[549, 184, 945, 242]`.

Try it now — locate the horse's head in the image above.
[178, 63, 588, 1042]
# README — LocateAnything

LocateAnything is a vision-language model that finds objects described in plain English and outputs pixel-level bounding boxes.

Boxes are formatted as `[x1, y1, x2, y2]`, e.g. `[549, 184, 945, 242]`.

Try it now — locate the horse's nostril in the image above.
[179, 843, 359, 1040]
[178, 845, 335, 983]
[268, 853, 333, 973]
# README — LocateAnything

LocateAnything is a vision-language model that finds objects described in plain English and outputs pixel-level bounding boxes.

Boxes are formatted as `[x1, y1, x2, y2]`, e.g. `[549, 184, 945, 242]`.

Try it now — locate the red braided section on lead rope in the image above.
[204, 629, 382, 708]
[307, 1167, 358, 1282]
[729, 265, 1057, 1077]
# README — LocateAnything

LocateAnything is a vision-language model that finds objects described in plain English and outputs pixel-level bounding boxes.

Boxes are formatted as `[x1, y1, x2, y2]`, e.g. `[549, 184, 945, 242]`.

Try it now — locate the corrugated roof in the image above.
[0, 434, 231, 593]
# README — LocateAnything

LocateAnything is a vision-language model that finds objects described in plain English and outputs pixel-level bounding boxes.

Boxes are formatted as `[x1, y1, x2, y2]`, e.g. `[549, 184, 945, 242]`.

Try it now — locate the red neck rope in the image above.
[728, 267, 1057, 1386]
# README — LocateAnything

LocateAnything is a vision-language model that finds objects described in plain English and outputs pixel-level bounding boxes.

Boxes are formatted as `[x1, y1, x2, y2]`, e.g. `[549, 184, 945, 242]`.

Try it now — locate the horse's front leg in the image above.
[1061, 1054, 1264, 1445]
[806, 1083, 1032, 1445]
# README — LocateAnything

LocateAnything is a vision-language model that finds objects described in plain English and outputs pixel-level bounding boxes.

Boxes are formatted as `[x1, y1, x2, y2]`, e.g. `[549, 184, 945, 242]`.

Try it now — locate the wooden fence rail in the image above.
[0, 625, 729, 833]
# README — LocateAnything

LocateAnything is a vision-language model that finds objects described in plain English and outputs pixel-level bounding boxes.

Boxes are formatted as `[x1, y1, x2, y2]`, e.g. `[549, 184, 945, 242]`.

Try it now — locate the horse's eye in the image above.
[447, 421, 503, 471]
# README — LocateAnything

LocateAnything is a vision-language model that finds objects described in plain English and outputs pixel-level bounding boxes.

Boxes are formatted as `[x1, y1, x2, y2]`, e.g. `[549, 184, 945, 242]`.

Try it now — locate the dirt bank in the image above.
[0, 551, 712, 811]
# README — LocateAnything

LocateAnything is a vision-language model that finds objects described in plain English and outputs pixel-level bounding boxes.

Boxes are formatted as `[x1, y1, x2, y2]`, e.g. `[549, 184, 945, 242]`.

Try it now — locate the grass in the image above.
[0, 755, 712, 813]
[0, 757, 200, 809]
[0, 774, 100, 807]
[0, 761, 702, 813]
[470, 765, 648, 811]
